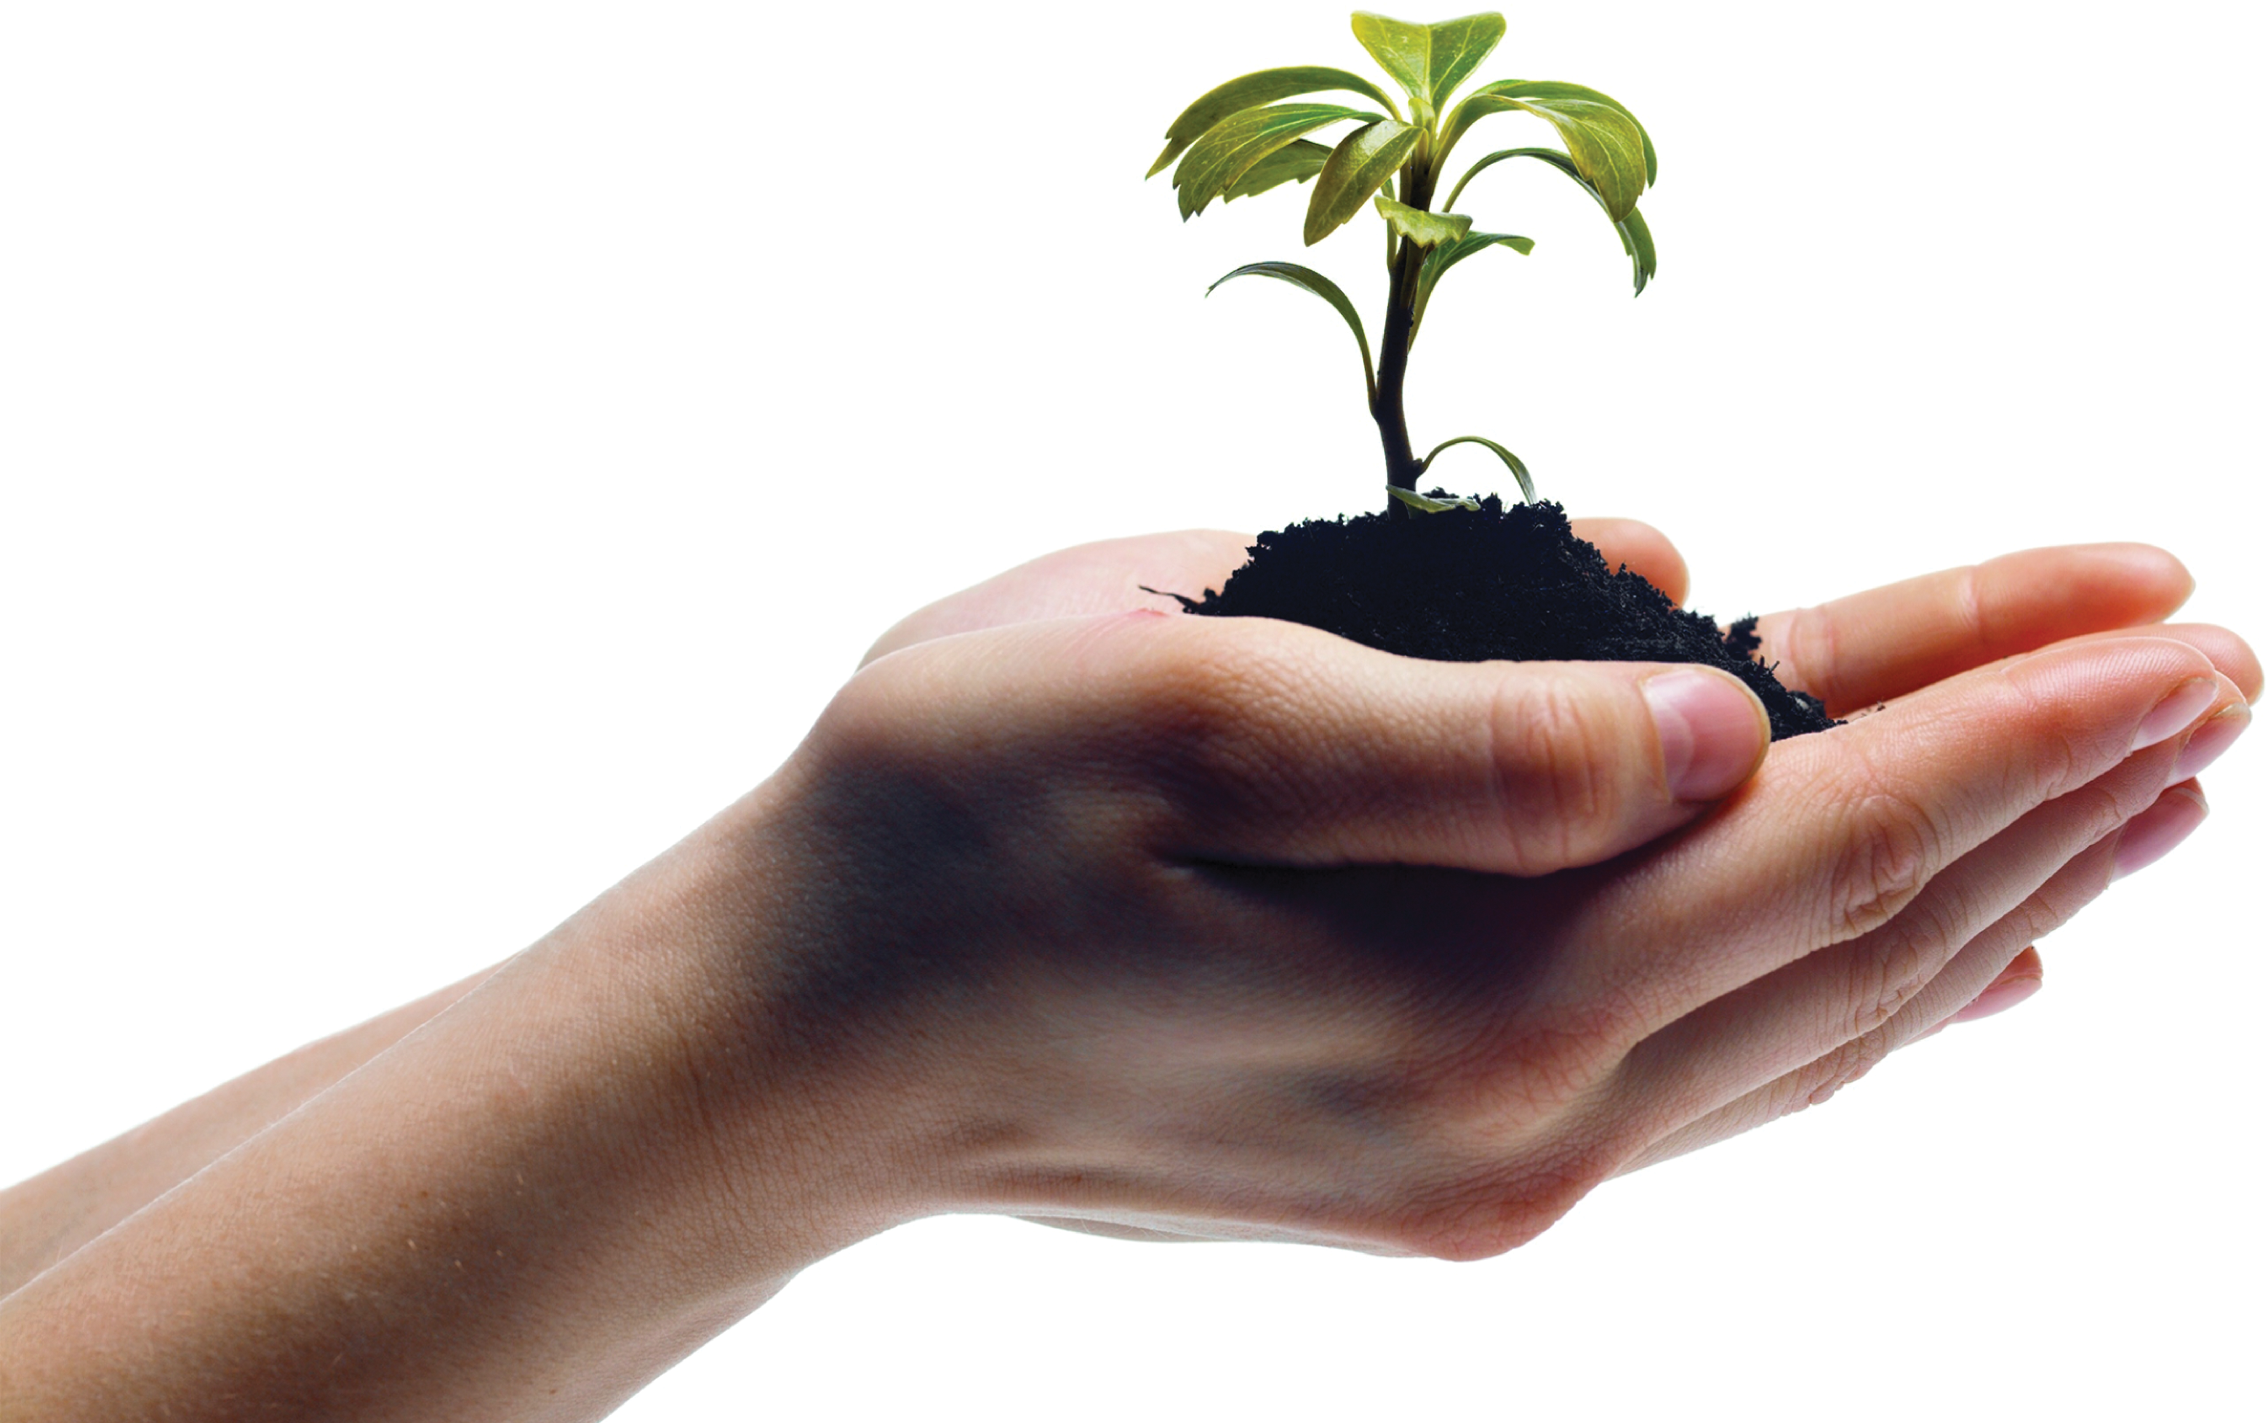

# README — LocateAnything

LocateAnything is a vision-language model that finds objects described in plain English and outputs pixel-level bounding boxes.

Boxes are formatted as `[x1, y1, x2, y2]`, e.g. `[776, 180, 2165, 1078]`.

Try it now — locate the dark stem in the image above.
[1372, 242, 1425, 519]
[1372, 150, 1439, 520]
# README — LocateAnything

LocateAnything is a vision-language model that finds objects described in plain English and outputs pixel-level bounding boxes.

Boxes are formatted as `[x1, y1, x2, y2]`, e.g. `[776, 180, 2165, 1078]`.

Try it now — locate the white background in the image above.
[3, 2, 2260, 1417]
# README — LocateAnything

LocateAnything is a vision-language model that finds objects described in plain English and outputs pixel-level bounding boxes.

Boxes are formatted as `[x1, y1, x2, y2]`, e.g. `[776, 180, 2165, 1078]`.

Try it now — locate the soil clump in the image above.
[1165, 497, 1837, 741]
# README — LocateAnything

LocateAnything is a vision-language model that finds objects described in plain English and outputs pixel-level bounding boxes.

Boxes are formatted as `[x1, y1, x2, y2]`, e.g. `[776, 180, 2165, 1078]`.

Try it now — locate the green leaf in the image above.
[1438, 81, 1651, 219]
[1442, 144, 1563, 211]
[1175, 104, 1384, 220]
[1421, 435, 1536, 503]
[1207, 262, 1377, 404]
[1418, 13, 1506, 112]
[1348, 14, 1431, 112]
[1224, 139, 1331, 200]
[1302, 119, 1421, 245]
[1374, 193, 1472, 248]
[1616, 206, 1656, 296]
[1411, 231, 1533, 341]
[1147, 66, 1404, 177]
[1349, 12, 1505, 117]
[1387, 485, 1481, 513]
[1475, 80, 1657, 184]
[1445, 146, 1654, 294]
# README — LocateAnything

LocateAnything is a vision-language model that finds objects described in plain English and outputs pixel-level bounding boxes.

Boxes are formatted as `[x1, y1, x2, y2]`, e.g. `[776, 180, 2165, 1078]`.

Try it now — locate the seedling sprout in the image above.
[1149, 10, 1657, 516]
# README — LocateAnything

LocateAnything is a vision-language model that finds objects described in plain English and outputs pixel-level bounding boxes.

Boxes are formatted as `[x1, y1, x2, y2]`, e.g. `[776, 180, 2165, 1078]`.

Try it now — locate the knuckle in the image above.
[1990, 663, 2088, 801]
[1846, 932, 1934, 1038]
[1839, 873, 1981, 1039]
[1824, 759, 1946, 942]
[798, 657, 961, 802]
[1427, 1005, 1626, 1127]
[1393, 1146, 1615, 1262]
[1954, 563, 1993, 658]
[1137, 638, 1306, 804]
[2021, 856, 2110, 935]
[1778, 604, 1842, 708]
[1796, 1027, 1896, 1112]
[1143, 636, 1260, 740]
[1489, 670, 1620, 871]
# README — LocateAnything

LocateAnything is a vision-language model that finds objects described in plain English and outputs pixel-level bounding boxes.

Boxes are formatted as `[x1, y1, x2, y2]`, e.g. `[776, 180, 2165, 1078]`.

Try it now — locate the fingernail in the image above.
[2111, 784, 2209, 880]
[2133, 678, 2221, 751]
[1950, 970, 2044, 1024]
[1644, 669, 1769, 801]
[2173, 703, 2250, 782]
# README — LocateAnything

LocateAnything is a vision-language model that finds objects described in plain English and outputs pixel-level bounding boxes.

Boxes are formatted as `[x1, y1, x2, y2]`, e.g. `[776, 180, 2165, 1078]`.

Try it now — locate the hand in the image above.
[1636, 549, 2258, 1164]
[7, 536, 2247, 1416]
[865, 527, 2255, 1113]
[751, 581, 2252, 1257]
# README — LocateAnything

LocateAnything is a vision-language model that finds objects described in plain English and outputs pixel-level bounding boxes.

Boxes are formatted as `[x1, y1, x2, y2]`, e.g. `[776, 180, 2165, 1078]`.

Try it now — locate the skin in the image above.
[0, 523, 2252, 1419]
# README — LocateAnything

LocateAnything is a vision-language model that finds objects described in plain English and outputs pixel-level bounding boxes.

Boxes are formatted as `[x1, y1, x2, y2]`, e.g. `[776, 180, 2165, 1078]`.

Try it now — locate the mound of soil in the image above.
[1163, 497, 1836, 741]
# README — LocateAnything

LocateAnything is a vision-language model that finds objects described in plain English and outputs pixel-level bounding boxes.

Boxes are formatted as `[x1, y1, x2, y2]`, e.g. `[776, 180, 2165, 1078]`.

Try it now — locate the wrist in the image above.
[675, 765, 1071, 1236]
[0, 777, 964, 1417]
[621, 772, 986, 1251]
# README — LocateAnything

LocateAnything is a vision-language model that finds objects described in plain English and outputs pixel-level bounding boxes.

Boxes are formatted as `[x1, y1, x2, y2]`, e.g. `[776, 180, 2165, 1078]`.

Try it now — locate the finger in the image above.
[2051, 623, 2261, 704]
[2095, 777, 2211, 881]
[1570, 518, 1688, 606]
[1548, 636, 2238, 1038]
[862, 530, 1256, 665]
[1144, 627, 1772, 875]
[1947, 945, 2045, 1025]
[1755, 544, 2195, 716]
[1613, 733, 2194, 1129]
[842, 611, 1772, 877]
[1618, 774, 2210, 1172]
[1616, 834, 2120, 1174]
[1122, 615, 1771, 874]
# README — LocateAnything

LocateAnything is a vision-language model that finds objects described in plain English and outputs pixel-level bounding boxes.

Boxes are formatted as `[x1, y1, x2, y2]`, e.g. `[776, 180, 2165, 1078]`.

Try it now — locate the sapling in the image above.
[1141, 11, 1834, 740]
[1149, 9, 1656, 517]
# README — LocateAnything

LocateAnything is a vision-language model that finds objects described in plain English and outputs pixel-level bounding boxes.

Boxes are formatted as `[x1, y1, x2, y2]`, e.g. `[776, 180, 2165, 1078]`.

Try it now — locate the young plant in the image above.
[1148, 10, 1657, 516]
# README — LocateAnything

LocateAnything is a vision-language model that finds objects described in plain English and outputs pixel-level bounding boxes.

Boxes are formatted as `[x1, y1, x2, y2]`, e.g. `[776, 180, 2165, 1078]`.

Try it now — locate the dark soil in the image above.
[1161, 496, 1837, 741]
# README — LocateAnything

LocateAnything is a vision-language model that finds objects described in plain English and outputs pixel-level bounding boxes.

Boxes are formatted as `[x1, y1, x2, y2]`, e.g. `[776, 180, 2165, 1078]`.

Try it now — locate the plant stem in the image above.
[1372, 242, 1425, 519]
[1372, 143, 1440, 520]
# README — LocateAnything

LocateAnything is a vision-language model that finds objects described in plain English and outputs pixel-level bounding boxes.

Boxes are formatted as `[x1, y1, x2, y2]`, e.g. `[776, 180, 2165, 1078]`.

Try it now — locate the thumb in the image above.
[863, 613, 1774, 878]
[1200, 653, 1776, 876]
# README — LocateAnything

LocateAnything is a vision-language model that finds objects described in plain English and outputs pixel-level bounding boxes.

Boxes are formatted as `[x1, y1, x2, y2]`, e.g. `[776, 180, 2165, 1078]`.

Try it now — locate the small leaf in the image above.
[1411, 231, 1532, 341]
[1175, 104, 1384, 220]
[1477, 80, 1657, 184]
[1147, 66, 1404, 177]
[1445, 146, 1654, 294]
[1208, 261, 1377, 404]
[1439, 81, 1651, 219]
[1387, 485, 1480, 513]
[1374, 193, 1472, 248]
[1617, 206, 1657, 296]
[1442, 144, 1569, 211]
[1348, 13, 1431, 108]
[1303, 119, 1421, 245]
[1421, 435, 1536, 503]
[1349, 12, 1505, 116]
[1417, 13, 1506, 111]
[1225, 139, 1332, 200]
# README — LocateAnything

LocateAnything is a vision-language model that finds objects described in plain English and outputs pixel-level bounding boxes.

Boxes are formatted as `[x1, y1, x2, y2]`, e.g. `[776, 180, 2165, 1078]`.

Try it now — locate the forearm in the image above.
[0, 784, 938, 1421]
[0, 965, 501, 1299]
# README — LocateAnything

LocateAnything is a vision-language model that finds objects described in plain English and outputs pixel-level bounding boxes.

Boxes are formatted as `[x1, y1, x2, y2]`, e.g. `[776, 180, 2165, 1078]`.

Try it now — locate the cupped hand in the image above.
[865, 527, 2254, 1114]
[1623, 548, 2258, 1167]
[756, 583, 2251, 1259]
